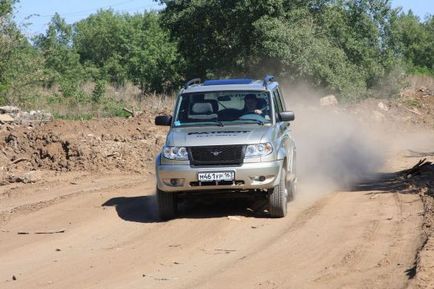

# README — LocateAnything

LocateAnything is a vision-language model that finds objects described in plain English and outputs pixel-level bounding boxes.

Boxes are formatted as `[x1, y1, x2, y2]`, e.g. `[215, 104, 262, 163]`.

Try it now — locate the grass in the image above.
[402, 98, 423, 109]
[405, 74, 434, 92]
[13, 81, 175, 120]
[409, 67, 434, 78]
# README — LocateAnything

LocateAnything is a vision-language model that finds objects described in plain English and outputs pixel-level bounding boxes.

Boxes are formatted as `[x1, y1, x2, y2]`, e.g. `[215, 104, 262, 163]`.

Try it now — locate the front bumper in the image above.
[156, 155, 283, 192]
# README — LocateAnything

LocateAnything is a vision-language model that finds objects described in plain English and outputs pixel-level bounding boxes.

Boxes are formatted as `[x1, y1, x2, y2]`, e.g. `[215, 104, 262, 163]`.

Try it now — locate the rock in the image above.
[16, 110, 53, 124]
[0, 114, 14, 123]
[0, 107, 52, 124]
[21, 171, 41, 184]
[417, 86, 432, 97]
[418, 86, 428, 92]
[11, 171, 42, 184]
[377, 102, 389, 112]
[227, 216, 241, 221]
[320, 95, 338, 106]
[0, 106, 20, 114]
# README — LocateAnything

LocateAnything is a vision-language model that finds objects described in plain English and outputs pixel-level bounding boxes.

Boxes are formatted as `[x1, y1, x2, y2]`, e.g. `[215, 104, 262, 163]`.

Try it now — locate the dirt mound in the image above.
[404, 159, 434, 289]
[344, 95, 434, 129]
[0, 113, 168, 183]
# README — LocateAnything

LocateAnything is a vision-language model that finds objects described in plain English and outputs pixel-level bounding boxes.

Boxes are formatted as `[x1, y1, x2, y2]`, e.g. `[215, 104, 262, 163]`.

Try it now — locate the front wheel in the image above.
[156, 188, 177, 220]
[268, 168, 288, 218]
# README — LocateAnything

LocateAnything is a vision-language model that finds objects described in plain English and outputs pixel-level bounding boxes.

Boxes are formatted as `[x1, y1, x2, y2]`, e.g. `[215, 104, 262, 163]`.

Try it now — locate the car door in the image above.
[274, 88, 296, 176]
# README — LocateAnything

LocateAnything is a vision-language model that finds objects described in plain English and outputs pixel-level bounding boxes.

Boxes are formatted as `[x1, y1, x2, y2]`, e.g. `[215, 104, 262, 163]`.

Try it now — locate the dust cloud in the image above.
[283, 84, 387, 201]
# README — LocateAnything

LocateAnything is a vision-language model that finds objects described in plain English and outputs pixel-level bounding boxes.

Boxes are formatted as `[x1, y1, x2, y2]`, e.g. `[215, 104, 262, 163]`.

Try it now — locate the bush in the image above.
[92, 80, 106, 103]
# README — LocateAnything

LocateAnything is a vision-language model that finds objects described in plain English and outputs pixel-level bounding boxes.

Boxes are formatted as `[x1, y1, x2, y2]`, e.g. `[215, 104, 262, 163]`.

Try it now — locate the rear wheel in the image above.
[156, 188, 177, 220]
[268, 168, 288, 217]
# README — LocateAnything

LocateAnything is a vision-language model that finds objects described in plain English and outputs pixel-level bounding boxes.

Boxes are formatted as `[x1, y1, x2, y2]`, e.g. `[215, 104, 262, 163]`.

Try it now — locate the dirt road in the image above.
[0, 154, 428, 289]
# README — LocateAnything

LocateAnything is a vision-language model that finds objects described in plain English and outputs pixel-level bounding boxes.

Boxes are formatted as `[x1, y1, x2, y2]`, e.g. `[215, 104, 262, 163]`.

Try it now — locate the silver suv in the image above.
[155, 76, 296, 219]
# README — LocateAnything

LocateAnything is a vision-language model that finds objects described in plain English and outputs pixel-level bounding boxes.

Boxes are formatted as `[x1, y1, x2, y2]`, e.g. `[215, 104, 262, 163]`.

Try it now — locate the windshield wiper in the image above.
[177, 121, 224, 127]
[237, 119, 264, 126]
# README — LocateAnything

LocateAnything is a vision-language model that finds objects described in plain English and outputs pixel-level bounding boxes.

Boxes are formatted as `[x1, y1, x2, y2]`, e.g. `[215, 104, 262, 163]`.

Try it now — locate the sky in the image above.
[13, 0, 434, 38]
[14, 0, 163, 37]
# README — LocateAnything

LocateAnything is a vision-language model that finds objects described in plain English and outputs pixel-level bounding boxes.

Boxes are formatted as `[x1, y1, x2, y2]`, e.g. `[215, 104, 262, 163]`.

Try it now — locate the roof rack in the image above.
[263, 75, 275, 87]
[184, 78, 201, 89]
[203, 78, 253, 86]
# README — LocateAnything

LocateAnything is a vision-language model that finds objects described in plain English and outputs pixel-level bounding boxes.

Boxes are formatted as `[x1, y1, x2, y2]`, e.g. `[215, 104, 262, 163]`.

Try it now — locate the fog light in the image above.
[250, 175, 273, 184]
[162, 178, 185, 187]
[250, 176, 266, 182]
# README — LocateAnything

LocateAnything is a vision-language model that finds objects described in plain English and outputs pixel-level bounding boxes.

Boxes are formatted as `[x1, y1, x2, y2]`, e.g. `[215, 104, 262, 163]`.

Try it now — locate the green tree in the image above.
[315, 1, 398, 87]
[0, 0, 18, 102]
[1, 0, 45, 106]
[0, 0, 15, 17]
[390, 11, 434, 74]
[73, 10, 183, 92]
[159, 0, 401, 100]
[126, 12, 183, 93]
[34, 13, 83, 85]
[74, 9, 130, 85]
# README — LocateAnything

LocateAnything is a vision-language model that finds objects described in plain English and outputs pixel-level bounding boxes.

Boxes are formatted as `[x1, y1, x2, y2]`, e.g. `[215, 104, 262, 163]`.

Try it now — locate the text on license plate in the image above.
[197, 171, 235, 182]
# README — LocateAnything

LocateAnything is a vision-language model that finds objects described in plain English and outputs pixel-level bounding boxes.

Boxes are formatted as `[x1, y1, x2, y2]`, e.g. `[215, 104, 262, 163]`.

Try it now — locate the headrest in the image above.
[191, 102, 214, 114]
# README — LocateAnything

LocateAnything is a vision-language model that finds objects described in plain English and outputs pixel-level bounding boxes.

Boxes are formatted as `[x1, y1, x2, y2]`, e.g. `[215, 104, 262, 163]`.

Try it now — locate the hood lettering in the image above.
[188, 130, 251, 138]
[188, 131, 250, 135]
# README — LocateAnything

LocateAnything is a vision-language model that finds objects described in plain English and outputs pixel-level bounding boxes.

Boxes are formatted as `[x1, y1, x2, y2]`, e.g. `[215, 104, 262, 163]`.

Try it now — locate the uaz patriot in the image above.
[155, 76, 296, 219]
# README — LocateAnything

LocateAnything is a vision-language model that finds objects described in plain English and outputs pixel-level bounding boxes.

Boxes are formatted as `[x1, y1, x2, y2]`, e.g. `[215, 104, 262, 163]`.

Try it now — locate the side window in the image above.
[273, 90, 283, 121]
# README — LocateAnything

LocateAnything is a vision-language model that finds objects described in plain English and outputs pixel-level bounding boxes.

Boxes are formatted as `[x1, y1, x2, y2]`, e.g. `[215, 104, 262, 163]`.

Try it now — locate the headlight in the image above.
[245, 143, 273, 158]
[163, 146, 189, 160]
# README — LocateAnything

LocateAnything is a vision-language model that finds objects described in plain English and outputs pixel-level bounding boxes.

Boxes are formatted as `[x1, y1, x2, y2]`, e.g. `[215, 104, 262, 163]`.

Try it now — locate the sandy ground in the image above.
[1, 88, 434, 288]
[0, 154, 430, 289]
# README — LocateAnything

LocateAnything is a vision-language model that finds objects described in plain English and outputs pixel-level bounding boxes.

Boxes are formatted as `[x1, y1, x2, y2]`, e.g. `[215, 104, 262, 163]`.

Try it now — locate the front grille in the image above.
[188, 145, 245, 166]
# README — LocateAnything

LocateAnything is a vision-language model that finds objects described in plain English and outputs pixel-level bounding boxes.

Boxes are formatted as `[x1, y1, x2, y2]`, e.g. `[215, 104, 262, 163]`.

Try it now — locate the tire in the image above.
[268, 168, 288, 218]
[156, 188, 177, 220]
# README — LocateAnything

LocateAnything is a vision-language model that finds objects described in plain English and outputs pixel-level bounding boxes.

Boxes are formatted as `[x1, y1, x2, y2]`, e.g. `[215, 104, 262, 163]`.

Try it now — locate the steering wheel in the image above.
[239, 113, 266, 122]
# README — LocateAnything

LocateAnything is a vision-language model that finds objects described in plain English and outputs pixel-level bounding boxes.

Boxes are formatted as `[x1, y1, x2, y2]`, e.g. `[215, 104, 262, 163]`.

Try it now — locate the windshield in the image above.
[173, 91, 272, 127]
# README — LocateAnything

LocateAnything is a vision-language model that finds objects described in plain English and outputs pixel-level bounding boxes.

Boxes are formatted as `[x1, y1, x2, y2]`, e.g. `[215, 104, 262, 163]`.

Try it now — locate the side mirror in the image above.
[279, 111, 295, 122]
[155, 115, 172, 126]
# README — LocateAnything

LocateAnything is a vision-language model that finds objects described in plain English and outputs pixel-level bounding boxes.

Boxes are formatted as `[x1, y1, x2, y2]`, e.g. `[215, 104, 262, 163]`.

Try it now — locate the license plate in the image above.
[197, 171, 235, 182]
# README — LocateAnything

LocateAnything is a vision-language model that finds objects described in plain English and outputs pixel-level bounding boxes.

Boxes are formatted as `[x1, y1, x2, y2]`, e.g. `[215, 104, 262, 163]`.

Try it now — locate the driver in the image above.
[243, 94, 263, 115]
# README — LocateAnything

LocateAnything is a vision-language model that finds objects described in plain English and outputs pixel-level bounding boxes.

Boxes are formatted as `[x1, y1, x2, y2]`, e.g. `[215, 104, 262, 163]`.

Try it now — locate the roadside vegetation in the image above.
[0, 0, 433, 118]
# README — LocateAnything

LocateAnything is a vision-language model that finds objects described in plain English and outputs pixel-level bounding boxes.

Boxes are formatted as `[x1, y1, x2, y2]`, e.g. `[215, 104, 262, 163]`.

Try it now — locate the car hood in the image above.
[166, 125, 272, 147]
